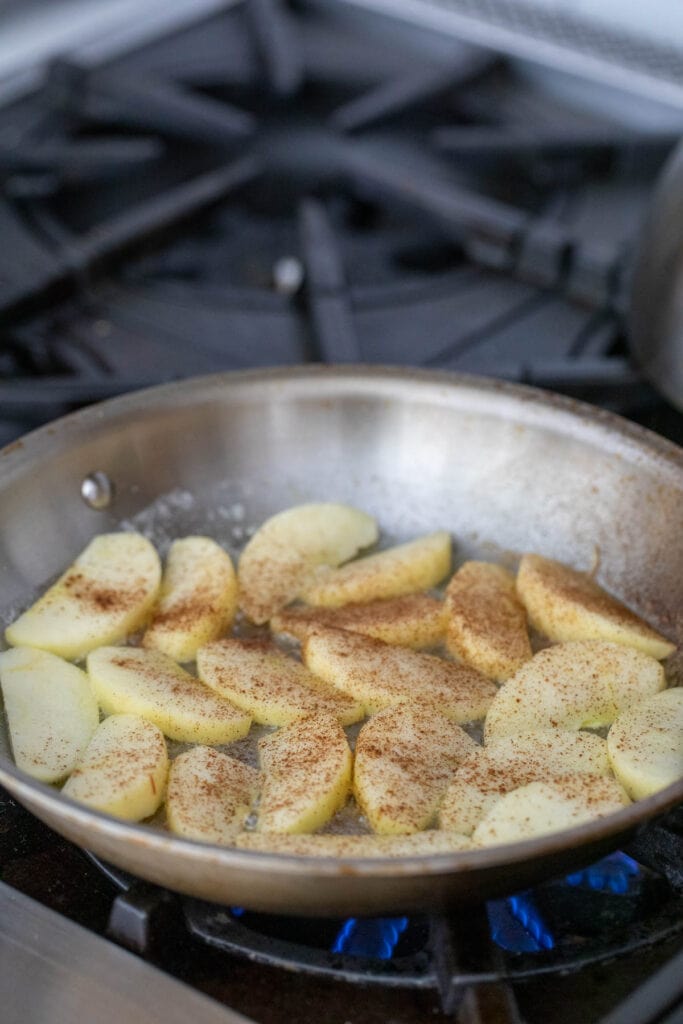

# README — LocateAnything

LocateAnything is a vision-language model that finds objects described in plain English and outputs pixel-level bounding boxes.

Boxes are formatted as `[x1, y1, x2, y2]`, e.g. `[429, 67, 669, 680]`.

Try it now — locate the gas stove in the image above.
[0, 3, 682, 1023]
[2, 789, 683, 1023]
[1, 0, 682, 444]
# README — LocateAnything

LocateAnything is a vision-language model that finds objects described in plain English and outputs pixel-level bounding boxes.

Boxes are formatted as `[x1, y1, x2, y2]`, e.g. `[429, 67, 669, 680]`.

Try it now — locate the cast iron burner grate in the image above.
[86, 805, 683, 1018]
[0, 0, 679, 449]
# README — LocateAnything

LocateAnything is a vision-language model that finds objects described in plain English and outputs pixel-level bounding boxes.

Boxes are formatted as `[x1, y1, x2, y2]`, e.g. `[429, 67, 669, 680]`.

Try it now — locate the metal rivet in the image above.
[81, 471, 114, 510]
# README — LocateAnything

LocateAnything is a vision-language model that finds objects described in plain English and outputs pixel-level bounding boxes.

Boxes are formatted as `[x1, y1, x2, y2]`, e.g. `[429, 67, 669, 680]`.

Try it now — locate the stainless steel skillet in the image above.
[0, 367, 681, 916]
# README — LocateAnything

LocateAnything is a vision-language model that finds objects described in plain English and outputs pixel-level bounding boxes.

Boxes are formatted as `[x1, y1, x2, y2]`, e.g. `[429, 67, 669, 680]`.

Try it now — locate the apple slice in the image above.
[166, 746, 259, 844]
[0, 647, 99, 783]
[62, 714, 168, 821]
[302, 531, 451, 608]
[196, 638, 364, 726]
[472, 775, 630, 847]
[445, 561, 532, 681]
[5, 532, 161, 660]
[484, 729, 611, 773]
[238, 503, 378, 624]
[302, 626, 496, 723]
[516, 553, 675, 660]
[86, 646, 252, 744]
[484, 640, 665, 743]
[271, 593, 445, 649]
[439, 730, 610, 835]
[258, 712, 352, 833]
[235, 831, 474, 856]
[143, 537, 237, 663]
[607, 688, 683, 799]
[354, 704, 477, 834]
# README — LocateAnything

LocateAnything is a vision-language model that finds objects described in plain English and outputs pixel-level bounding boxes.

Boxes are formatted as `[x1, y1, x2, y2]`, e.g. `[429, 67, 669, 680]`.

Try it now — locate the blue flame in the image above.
[331, 917, 409, 958]
[508, 894, 554, 949]
[565, 852, 640, 894]
[231, 906, 246, 917]
[487, 894, 554, 952]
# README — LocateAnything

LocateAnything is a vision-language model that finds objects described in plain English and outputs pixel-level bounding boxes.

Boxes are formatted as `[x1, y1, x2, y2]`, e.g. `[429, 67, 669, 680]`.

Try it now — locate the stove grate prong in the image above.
[246, 0, 304, 98]
[429, 908, 524, 1020]
[0, 154, 263, 321]
[329, 51, 494, 134]
[298, 197, 360, 363]
[343, 143, 620, 308]
[45, 59, 256, 146]
[343, 142, 527, 256]
[0, 138, 164, 184]
[434, 124, 678, 157]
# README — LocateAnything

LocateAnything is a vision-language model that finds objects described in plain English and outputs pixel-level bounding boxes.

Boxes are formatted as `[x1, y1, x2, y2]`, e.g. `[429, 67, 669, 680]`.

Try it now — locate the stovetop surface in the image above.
[0, 3, 682, 1023]
[1, 0, 682, 447]
[1, 785, 682, 1024]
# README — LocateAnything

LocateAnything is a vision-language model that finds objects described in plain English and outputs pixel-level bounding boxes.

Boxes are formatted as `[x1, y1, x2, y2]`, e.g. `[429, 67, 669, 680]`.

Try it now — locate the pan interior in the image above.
[0, 371, 681, 848]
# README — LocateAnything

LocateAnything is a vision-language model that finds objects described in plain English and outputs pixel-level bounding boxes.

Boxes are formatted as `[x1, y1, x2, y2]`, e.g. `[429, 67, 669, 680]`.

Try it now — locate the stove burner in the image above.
[80, 803, 683, 1019]
[0, 0, 679, 450]
[331, 915, 410, 958]
[488, 893, 554, 953]
[326, 853, 645, 963]
[566, 850, 641, 894]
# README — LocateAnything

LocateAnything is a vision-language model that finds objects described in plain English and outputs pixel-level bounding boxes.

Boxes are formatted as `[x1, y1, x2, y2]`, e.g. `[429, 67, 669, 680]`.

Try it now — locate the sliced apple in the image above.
[607, 688, 683, 800]
[302, 531, 451, 608]
[166, 746, 259, 844]
[445, 561, 532, 681]
[5, 532, 161, 660]
[439, 730, 610, 835]
[238, 503, 378, 624]
[258, 712, 352, 833]
[0, 647, 99, 783]
[516, 553, 675, 660]
[472, 775, 630, 847]
[485, 729, 611, 774]
[235, 831, 474, 856]
[197, 638, 364, 727]
[86, 646, 252, 744]
[143, 537, 237, 663]
[302, 626, 496, 723]
[484, 640, 665, 743]
[271, 593, 445, 649]
[354, 703, 477, 834]
[62, 714, 168, 821]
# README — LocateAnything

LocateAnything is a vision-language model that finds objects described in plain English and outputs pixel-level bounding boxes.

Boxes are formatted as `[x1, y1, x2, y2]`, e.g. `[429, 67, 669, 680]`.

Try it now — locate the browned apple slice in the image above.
[197, 638, 364, 726]
[143, 537, 237, 662]
[302, 531, 451, 607]
[271, 593, 445, 648]
[5, 532, 161, 660]
[472, 775, 630, 847]
[238, 503, 378, 624]
[484, 640, 665, 742]
[445, 561, 531, 681]
[166, 746, 259, 843]
[235, 831, 474, 856]
[258, 712, 352, 833]
[354, 703, 477, 834]
[439, 729, 610, 835]
[87, 646, 252, 744]
[62, 714, 168, 821]
[516, 553, 675, 660]
[303, 626, 496, 723]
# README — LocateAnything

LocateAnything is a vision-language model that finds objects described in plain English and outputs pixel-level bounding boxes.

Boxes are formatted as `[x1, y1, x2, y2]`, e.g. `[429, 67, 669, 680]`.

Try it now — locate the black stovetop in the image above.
[0, 3, 682, 1022]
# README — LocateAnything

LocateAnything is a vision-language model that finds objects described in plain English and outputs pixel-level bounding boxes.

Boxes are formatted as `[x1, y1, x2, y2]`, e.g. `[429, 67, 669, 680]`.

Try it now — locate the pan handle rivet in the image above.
[81, 471, 114, 510]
